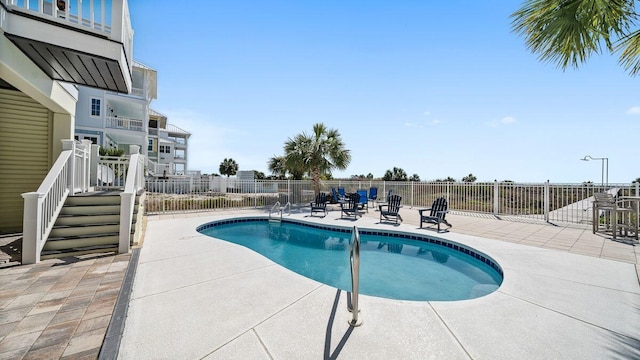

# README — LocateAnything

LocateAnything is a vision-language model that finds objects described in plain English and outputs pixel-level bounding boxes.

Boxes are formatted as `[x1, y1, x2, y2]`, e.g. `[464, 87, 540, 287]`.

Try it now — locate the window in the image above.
[90, 98, 101, 117]
[84, 136, 98, 145]
[159, 145, 170, 153]
[148, 139, 153, 151]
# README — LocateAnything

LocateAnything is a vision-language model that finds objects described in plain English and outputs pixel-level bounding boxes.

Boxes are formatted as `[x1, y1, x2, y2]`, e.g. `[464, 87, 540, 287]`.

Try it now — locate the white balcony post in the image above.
[119, 192, 133, 254]
[90, 144, 99, 187]
[62, 140, 75, 193]
[129, 144, 140, 155]
[21, 192, 43, 264]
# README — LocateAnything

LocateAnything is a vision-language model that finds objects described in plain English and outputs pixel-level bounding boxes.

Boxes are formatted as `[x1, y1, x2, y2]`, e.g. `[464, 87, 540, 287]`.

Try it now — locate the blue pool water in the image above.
[198, 219, 503, 301]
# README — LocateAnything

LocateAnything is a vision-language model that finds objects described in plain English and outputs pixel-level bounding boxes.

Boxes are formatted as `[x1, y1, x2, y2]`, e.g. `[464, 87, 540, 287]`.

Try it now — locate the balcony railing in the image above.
[106, 116, 143, 131]
[131, 86, 144, 97]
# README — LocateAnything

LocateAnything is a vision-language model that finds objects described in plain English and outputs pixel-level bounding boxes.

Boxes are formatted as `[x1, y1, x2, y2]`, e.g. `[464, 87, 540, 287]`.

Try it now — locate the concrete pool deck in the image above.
[119, 206, 640, 359]
[0, 206, 638, 359]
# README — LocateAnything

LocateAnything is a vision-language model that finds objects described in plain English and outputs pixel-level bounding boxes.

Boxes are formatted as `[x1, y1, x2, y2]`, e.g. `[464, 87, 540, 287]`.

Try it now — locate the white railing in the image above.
[4, 0, 125, 36]
[144, 179, 640, 225]
[105, 116, 144, 131]
[96, 155, 128, 189]
[131, 87, 144, 97]
[146, 159, 171, 177]
[21, 139, 91, 264]
[119, 145, 144, 254]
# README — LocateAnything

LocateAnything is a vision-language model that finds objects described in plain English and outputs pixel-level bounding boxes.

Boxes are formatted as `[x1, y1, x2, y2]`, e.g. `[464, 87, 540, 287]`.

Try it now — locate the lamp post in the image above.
[581, 155, 608, 188]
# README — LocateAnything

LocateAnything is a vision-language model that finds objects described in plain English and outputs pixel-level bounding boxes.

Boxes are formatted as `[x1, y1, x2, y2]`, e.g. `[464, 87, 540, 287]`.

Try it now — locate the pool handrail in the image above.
[269, 201, 280, 221]
[348, 226, 362, 327]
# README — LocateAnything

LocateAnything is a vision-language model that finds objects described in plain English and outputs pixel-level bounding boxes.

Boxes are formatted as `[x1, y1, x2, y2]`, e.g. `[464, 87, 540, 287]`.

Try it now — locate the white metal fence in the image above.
[144, 178, 640, 226]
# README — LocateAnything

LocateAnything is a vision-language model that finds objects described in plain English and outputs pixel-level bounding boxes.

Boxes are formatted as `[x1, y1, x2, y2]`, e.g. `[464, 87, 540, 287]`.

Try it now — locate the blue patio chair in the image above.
[368, 187, 378, 208]
[338, 187, 346, 200]
[356, 189, 368, 212]
[331, 188, 340, 203]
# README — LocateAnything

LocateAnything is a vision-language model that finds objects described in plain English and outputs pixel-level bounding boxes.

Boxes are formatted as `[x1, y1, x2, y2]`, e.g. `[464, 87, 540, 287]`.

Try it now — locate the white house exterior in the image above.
[75, 61, 157, 155]
[147, 109, 191, 177]
[0, 0, 133, 234]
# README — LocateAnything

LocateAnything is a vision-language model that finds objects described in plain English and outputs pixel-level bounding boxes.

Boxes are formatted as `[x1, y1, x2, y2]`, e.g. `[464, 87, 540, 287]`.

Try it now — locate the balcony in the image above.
[0, 0, 133, 93]
[106, 115, 143, 131]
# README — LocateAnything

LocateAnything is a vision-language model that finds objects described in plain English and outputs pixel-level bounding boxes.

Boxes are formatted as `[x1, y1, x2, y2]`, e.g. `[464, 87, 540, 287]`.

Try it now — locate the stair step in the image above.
[49, 223, 121, 238]
[56, 214, 121, 226]
[60, 205, 122, 215]
[43, 233, 119, 251]
[41, 245, 119, 260]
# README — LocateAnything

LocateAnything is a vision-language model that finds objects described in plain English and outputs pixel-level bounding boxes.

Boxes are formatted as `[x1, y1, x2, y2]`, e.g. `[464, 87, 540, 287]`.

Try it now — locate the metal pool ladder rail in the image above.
[348, 226, 362, 327]
[269, 201, 291, 222]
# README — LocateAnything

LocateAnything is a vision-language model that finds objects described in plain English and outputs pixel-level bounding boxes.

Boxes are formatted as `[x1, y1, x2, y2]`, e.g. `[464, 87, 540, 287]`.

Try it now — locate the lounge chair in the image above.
[341, 193, 361, 220]
[330, 188, 341, 204]
[310, 192, 328, 217]
[368, 187, 378, 208]
[418, 197, 452, 232]
[379, 194, 403, 224]
[338, 187, 346, 200]
[356, 189, 368, 212]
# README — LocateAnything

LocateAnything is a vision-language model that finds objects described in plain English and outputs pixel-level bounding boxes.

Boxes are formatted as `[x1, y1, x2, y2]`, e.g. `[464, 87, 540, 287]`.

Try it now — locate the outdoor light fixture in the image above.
[580, 155, 608, 188]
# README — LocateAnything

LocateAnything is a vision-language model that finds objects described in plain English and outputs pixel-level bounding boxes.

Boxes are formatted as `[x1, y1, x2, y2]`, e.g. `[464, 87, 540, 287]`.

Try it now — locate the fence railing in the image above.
[144, 179, 639, 225]
[21, 140, 92, 264]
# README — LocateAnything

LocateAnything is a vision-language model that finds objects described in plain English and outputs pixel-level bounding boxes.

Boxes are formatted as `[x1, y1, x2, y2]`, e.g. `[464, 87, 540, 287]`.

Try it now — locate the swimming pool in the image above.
[197, 218, 503, 301]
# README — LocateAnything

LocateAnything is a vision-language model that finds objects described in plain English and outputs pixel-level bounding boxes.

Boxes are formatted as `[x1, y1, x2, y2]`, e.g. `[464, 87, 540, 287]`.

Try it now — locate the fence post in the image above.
[493, 180, 499, 215]
[411, 181, 414, 208]
[287, 179, 291, 204]
[544, 180, 550, 222]
[254, 180, 258, 208]
[446, 182, 450, 203]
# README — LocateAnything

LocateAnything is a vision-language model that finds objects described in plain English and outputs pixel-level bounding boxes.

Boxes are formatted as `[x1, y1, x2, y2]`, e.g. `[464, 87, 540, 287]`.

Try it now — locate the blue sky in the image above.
[128, 1, 639, 184]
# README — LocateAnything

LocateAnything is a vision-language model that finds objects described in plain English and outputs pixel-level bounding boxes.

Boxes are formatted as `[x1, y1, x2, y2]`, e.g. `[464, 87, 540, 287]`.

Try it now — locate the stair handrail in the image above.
[21, 140, 91, 264]
[119, 145, 145, 254]
[269, 201, 281, 221]
[348, 226, 362, 326]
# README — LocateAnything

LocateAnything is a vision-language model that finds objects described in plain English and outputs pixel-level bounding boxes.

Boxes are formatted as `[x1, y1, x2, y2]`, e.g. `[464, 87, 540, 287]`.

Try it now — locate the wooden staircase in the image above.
[41, 191, 144, 260]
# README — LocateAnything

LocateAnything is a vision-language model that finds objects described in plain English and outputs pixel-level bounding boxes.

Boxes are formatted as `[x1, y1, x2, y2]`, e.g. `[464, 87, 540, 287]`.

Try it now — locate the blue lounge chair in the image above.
[338, 187, 346, 200]
[356, 189, 368, 212]
[368, 187, 378, 207]
[379, 194, 403, 224]
[419, 197, 452, 232]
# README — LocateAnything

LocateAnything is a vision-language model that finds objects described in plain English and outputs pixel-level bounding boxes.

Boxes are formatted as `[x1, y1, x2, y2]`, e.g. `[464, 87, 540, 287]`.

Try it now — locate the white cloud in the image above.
[486, 116, 516, 127]
[423, 111, 431, 116]
[404, 122, 423, 128]
[429, 119, 441, 125]
[626, 106, 640, 114]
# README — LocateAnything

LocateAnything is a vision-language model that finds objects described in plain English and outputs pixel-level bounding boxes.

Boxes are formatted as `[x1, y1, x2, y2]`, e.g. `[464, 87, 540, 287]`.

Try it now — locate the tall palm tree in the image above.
[219, 158, 238, 177]
[511, 0, 640, 75]
[282, 123, 351, 194]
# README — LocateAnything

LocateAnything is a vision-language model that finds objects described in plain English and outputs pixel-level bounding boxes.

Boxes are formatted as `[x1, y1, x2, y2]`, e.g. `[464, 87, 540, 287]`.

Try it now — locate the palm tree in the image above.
[219, 158, 238, 177]
[409, 174, 421, 181]
[462, 173, 477, 183]
[383, 167, 408, 181]
[511, 0, 640, 75]
[282, 123, 351, 194]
